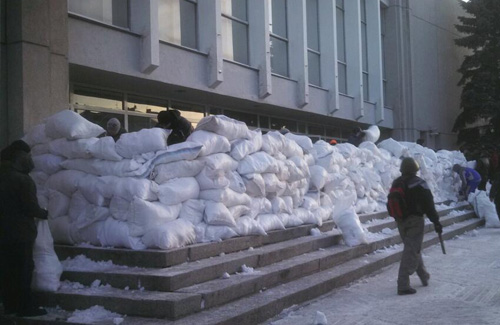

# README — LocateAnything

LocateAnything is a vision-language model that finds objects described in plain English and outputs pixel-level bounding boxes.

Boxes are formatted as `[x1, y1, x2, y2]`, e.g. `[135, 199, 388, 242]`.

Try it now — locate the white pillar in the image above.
[344, 0, 364, 119]
[198, 0, 223, 88]
[318, 0, 339, 114]
[366, 0, 384, 123]
[130, 0, 159, 74]
[248, 0, 272, 98]
[288, 0, 309, 107]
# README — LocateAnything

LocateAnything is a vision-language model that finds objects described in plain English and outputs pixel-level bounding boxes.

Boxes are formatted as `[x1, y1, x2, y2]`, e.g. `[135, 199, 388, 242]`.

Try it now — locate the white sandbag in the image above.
[249, 197, 273, 218]
[109, 196, 131, 221]
[199, 188, 251, 207]
[78, 221, 103, 246]
[237, 151, 279, 175]
[202, 224, 239, 242]
[363, 125, 380, 143]
[309, 165, 329, 191]
[49, 138, 97, 159]
[32, 154, 65, 175]
[76, 176, 108, 206]
[378, 138, 409, 158]
[115, 128, 170, 158]
[99, 218, 145, 250]
[195, 115, 251, 141]
[262, 173, 286, 195]
[285, 160, 306, 182]
[285, 133, 313, 153]
[48, 215, 75, 245]
[330, 188, 357, 216]
[288, 156, 310, 178]
[204, 201, 236, 227]
[199, 153, 238, 171]
[469, 191, 500, 228]
[282, 137, 304, 158]
[142, 219, 196, 249]
[69, 192, 110, 230]
[44, 170, 87, 197]
[196, 167, 229, 190]
[30, 171, 49, 187]
[31, 220, 63, 292]
[315, 206, 333, 222]
[230, 130, 263, 160]
[312, 140, 334, 160]
[275, 160, 291, 182]
[87, 136, 123, 161]
[47, 190, 71, 219]
[127, 198, 182, 237]
[261, 131, 285, 156]
[226, 171, 246, 193]
[279, 213, 304, 228]
[99, 176, 158, 201]
[301, 196, 319, 211]
[179, 199, 206, 225]
[228, 205, 251, 220]
[157, 177, 200, 205]
[187, 130, 231, 156]
[242, 173, 266, 197]
[332, 207, 367, 246]
[153, 159, 204, 184]
[271, 197, 292, 214]
[61, 158, 143, 177]
[143, 142, 203, 171]
[234, 216, 267, 236]
[23, 123, 52, 146]
[45, 110, 105, 140]
[31, 143, 50, 156]
[256, 214, 286, 232]
[294, 208, 322, 226]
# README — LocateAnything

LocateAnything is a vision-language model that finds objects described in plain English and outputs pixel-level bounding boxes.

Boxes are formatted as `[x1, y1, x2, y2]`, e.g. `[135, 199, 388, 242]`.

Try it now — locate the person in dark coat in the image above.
[475, 157, 490, 191]
[347, 127, 365, 147]
[392, 157, 442, 295]
[489, 171, 500, 221]
[105, 118, 127, 142]
[156, 109, 194, 145]
[0, 140, 48, 316]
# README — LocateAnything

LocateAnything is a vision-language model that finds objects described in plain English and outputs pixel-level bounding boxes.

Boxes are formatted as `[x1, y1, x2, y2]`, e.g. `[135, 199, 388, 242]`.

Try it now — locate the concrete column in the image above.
[3, 0, 69, 146]
[344, 0, 364, 119]
[248, 0, 271, 98]
[318, 0, 339, 115]
[366, 0, 384, 123]
[130, 0, 159, 74]
[198, 0, 223, 88]
[386, 0, 415, 140]
[287, 0, 308, 107]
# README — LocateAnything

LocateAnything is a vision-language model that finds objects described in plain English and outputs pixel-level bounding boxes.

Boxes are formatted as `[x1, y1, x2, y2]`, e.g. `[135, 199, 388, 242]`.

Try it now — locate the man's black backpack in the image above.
[387, 178, 409, 219]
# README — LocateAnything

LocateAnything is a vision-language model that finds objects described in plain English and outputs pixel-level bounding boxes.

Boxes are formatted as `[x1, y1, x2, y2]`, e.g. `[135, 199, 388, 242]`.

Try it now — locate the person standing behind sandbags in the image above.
[0, 140, 48, 316]
[105, 118, 127, 142]
[156, 109, 194, 145]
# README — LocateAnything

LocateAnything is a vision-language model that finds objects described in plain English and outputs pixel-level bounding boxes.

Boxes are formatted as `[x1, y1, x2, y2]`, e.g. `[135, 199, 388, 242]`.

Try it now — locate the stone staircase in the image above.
[2, 203, 482, 325]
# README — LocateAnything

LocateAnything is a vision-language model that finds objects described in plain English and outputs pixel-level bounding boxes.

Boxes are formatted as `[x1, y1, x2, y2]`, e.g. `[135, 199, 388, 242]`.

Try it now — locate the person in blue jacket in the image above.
[452, 164, 481, 199]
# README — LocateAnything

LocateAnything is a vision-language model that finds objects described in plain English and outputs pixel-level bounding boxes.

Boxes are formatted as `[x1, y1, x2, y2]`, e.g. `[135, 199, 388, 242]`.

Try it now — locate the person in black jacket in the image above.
[0, 140, 48, 316]
[156, 109, 194, 145]
[347, 127, 365, 147]
[105, 118, 127, 142]
[392, 157, 443, 295]
[489, 171, 500, 221]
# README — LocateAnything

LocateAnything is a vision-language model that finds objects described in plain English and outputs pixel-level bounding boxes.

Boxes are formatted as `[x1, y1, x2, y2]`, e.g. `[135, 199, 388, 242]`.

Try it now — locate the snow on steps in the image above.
[7, 205, 481, 324]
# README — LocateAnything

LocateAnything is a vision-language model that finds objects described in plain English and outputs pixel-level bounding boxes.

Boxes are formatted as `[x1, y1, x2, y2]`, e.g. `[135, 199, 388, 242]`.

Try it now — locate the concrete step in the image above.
[33, 209, 477, 321]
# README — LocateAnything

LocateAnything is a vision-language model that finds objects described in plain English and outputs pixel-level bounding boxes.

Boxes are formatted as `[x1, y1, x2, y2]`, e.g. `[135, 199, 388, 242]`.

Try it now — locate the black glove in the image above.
[434, 222, 443, 234]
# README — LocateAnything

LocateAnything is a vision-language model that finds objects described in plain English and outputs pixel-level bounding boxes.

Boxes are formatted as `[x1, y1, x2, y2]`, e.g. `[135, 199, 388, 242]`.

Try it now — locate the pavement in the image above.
[264, 227, 500, 325]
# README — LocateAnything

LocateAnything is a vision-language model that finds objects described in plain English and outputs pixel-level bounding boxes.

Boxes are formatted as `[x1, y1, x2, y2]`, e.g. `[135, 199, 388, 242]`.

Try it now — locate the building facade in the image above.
[0, 0, 466, 150]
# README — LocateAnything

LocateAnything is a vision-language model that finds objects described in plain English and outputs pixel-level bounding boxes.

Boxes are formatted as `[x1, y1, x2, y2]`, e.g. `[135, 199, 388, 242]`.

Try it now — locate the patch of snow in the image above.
[310, 228, 322, 236]
[66, 305, 124, 324]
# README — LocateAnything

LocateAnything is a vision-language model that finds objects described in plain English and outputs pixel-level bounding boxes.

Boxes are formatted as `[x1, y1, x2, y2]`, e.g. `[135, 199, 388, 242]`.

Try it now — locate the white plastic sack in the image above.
[285, 133, 313, 153]
[31, 220, 63, 292]
[32, 154, 65, 175]
[228, 205, 251, 220]
[153, 159, 204, 184]
[204, 201, 236, 227]
[187, 130, 231, 156]
[88, 136, 123, 161]
[61, 158, 143, 177]
[115, 128, 170, 158]
[109, 196, 131, 221]
[332, 207, 368, 246]
[45, 170, 87, 196]
[294, 208, 322, 226]
[48, 215, 75, 245]
[47, 190, 71, 219]
[242, 173, 266, 197]
[199, 153, 238, 171]
[469, 191, 500, 228]
[363, 125, 381, 143]
[226, 171, 246, 193]
[256, 214, 286, 232]
[45, 110, 105, 140]
[99, 218, 146, 250]
[230, 130, 263, 160]
[127, 198, 182, 237]
[309, 165, 329, 191]
[142, 219, 196, 249]
[49, 138, 97, 159]
[156, 177, 200, 205]
[196, 167, 229, 190]
[23, 124, 52, 146]
[234, 216, 267, 236]
[199, 188, 251, 207]
[179, 199, 206, 225]
[195, 115, 251, 141]
[237, 152, 279, 175]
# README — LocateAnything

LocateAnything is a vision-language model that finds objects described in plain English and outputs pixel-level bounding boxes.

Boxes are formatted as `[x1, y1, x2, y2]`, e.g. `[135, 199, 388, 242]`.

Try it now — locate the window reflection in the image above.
[68, 0, 129, 28]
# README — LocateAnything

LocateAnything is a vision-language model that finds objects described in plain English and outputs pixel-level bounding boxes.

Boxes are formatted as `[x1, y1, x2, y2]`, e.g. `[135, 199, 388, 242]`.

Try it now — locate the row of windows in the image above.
[70, 86, 359, 143]
[68, 0, 389, 102]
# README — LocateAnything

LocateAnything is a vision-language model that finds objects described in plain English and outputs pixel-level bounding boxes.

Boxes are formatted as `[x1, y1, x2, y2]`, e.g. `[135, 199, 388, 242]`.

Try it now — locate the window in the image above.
[68, 0, 129, 28]
[224, 110, 259, 128]
[361, 0, 369, 100]
[336, 0, 347, 94]
[306, 0, 321, 86]
[381, 6, 388, 104]
[270, 117, 297, 132]
[221, 0, 249, 65]
[159, 0, 197, 49]
[269, 0, 289, 77]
